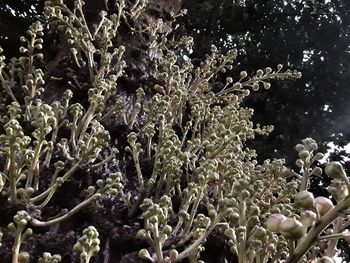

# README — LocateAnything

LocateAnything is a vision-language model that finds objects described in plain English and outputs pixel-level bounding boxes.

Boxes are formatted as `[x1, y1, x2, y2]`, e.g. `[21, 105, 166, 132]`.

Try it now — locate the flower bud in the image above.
[138, 249, 152, 260]
[228, 212, 240, 225]
[252, 82, 259, 91]
[253, 226, 267, 239]
[265, 67, 272, 74]
[325, 161, 346, 179]
[226, 77, 233, 83]
[263, 82, 271, 89]
[295, 159, 304, 168]
[295, 144, 304, 151]
[232, 82, 242, 89]
[224, 228, 236, 240]
[298, 150, 310, 160]
[162, 225, 172, 235]
[307, 140, 316, 149]
[265, 214, 287, 233]
[294, 191, 314, 209]
[315, 196, 334, 216]
[256, 69, 263, 77]
[300, 210, 317, 228]
[279, 218, 306, 239]
[169, 249, 178, 261]
[136, 229, 147, 239]
[240, 71, 247, 78]
[312, 167, 322, 177]
[314, 152, 324, 160]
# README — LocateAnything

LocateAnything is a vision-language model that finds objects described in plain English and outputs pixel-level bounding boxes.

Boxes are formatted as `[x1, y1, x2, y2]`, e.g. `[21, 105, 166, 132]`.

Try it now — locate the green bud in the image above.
[162, 225, 172, 235]
[298, 150, 309, 160]
[224, 228, 236, 240]
[249, 205, 260, 216]
[169, 249, 178, 261]
[314, 153, 324, 160]
[312, 167, 322, 176]
[24, 228, 33, 236]
[138, 249, 152, 260]
[228, 212, 240, 225]
[256, 69, 264, 77]
[226, 77, 233, 83]
[253, 226, 267, 239]
[295, 159, 304, 168]
[241, 189, 250, 199]
[252, 82, 259, 91]
[265, 67, 272, 74]
[240, 71, 247, 78]
[208, 209, 217, 219]
[294, 191, 315, 209]
[263, 82, 271, 89]
[325, 161, 346, 179]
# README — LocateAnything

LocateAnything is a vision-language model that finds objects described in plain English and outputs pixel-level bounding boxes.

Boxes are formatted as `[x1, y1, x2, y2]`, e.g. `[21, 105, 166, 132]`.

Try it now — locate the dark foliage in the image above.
[183, 0, 350, 162]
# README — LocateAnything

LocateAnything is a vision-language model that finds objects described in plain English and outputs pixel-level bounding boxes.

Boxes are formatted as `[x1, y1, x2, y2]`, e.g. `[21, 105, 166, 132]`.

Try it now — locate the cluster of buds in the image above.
[94, 172, 124, 196]
[45, 0, 127, 86]
[22, 69, 45, 119]
[0, 119, 33, 203]
[325, 161, 348, 181]
[218, 64, 301, 96]
[38, 252, 62, 263]
[8, 211, 33, 263]
[19, 21, 44, 74]
[151, 125, 188, 198]
[294, 138, 323, 169]
[137, 196, 172, 262]
[0, 21, 44, 105]
[129, 37, 303, 263]
[130, 0, 149, 19]
[73, 226, 100, 263]
[261, 139, 350, 262]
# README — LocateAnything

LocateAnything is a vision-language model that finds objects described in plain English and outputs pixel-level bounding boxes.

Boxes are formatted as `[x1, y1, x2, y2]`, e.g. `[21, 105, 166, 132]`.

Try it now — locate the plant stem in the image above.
[30, 194, 99, 227]
[12, 230, 22, 263]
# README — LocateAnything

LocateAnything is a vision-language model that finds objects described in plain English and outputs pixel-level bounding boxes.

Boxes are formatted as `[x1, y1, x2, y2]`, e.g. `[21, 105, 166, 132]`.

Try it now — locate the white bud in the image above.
[240, 71, 247, 78]
[266, 214, 287, 233]
[252, 82, 259, 91]
[279, 218, 307, 239]
[315, 196, 334, 216]
[300, 210, 317, 227]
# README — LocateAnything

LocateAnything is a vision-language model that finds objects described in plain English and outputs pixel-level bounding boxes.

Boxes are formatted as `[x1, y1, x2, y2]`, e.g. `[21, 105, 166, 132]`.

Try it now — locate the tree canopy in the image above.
[183, 0, 350, 162]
